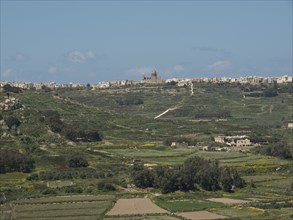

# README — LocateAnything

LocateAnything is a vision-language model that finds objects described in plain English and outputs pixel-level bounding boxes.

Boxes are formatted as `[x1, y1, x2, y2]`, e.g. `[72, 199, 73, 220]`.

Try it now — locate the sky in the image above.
[0, 1, 292, 83]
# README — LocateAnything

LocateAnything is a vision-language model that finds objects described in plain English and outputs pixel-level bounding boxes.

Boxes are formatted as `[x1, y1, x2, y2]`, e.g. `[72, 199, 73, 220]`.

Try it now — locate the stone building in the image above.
[214, 135, 251, 147]
[142, 69, 164, 84]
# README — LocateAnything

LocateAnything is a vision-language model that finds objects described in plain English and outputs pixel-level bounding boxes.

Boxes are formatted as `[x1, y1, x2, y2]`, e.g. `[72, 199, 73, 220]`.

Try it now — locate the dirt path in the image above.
[269, 104, 274, 114]
[154, 107, 178, 119]
[258, 104, 274, 115]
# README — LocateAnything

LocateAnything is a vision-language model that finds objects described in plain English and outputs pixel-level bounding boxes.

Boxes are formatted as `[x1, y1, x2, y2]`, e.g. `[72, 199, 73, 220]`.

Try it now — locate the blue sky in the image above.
[1, 1, 292, 83]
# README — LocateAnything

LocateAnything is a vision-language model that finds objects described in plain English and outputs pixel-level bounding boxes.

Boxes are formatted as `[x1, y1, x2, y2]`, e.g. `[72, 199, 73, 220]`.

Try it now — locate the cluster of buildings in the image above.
[214, 135, 251, 147]
[93, 69, 164, 89]
[0, 81, 85, 90]
[169, 75, 293, 87]
[0, 70, 292, 90]
[208, 135, 255, 152]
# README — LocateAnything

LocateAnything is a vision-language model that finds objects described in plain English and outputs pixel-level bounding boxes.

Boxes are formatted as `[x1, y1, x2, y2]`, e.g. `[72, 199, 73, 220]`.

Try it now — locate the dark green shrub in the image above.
[97, 182, 116, 191]
[67, 155, 89, 168]
[263, 87, 278, 97]
[3, 84, 22, 93]
[0, 149, 34, 173]
[64, 186, 83, 193]
[42, 188, 57, 195]
[5, 116, 20, 129]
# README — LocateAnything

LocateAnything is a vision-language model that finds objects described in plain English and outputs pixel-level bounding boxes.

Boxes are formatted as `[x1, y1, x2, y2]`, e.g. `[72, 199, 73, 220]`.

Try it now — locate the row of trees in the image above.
[242, 86, 282, 97]
[164, 136, 197, 146]
[262, 143, 292, 159]
[194, 110, 231, 119]
[0, 149, 34, 173]
[40, 110, 102, 142]
[131, 156, 245, 193]
[3, 84, 22, 93]
[27, 167, 110, 181]
[116, 97, 144, 105]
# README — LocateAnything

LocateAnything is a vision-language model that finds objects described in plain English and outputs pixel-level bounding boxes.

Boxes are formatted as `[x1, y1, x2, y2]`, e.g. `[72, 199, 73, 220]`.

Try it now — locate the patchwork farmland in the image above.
[0, 83, 292, 220]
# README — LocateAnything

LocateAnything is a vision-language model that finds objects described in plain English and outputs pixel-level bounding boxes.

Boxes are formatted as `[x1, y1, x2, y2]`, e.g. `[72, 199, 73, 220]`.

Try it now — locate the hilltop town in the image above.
[0, 70, 292, 90]
[0, 71, 292, 220]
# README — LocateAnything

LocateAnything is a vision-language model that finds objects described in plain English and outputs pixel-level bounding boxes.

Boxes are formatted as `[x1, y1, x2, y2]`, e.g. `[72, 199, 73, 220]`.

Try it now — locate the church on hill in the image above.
[141, 69, 165, 84]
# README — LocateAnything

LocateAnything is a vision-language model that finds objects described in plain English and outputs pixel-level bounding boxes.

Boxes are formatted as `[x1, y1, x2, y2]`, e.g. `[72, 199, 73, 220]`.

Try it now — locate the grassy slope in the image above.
[0, 84, 292, 219]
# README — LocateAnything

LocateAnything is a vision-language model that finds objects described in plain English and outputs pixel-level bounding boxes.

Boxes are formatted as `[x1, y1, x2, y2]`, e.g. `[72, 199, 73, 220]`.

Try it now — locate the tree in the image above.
[219, 167, 234, 192]
[265, 143, 292, 159]
[97, 182, 116, 191]
[67, 155, 89, 168]
[5, 116, 21, 129]
[130, 156, 245, 194]
[3, 84, 22, 93]
[131, 163, 154, 188]
[196, 160, 220, 191]
[62, 127, 102, 142]
[41, 110, 64, 133]
[0, 149, 34, 173]
[232, 169, 245, 188]
[263, 87, 278, 97]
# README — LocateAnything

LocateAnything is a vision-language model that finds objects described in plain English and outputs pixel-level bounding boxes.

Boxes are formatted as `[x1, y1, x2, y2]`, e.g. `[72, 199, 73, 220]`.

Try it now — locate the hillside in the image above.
[0, 82, 292, 220]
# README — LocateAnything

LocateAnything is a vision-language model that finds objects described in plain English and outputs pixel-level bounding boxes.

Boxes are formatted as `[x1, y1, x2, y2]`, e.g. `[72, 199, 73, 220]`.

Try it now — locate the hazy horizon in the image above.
[1, 1, 292, 83]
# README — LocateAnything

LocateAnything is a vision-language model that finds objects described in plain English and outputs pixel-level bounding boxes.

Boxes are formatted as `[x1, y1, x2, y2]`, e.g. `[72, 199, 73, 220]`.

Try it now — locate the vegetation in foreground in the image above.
[0, 82, 292, 219]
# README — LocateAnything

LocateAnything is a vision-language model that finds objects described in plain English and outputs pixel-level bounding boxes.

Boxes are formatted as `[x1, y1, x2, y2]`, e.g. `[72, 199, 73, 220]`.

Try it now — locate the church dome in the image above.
[151, 69, 157, 77]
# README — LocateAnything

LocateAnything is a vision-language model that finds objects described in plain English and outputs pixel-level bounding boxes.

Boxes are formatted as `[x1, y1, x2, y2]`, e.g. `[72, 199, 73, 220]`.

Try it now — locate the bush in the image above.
[164, 136, 197, 146]
[97, 182, 116, 191]
[67, 155, 89, 168]
[194, 110, 231, 119]
[116, 97, 144, 105]
[27, 168, 99, 181]
[64, 186, 83, 193]
[42, 188, 57, 195]
[5, 116, 21, 129]
[0, 149, 34, 173]
[3, 84, 22, 93]
[63, 128, 102, 142]
[263, 87, 278, 97]
[265, 143, 292, 159]
[41, 110, 65, 133]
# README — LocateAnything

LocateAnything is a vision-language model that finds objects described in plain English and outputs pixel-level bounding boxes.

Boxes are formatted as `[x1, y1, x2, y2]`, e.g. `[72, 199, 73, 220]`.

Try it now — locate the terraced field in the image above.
[1, 195, 115, 220]
[0, 84, 292, 220]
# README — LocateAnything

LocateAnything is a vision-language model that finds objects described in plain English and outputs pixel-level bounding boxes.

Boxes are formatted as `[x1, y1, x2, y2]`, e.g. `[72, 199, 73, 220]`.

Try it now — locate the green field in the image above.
[0, 83, 292, 219]
[154, 199, 226, 212]
[1, 195, 115, 220]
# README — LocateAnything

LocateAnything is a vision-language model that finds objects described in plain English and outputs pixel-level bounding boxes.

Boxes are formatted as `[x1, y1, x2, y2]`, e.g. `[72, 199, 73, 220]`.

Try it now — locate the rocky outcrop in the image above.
[0, 97, 24, 111]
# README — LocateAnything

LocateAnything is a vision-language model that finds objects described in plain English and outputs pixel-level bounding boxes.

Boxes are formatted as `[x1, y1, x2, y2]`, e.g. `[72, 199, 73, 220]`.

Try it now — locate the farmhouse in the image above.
[214, 136, 225, 143]
[288, 123, 293, 129]
[214, 135, 251, 147]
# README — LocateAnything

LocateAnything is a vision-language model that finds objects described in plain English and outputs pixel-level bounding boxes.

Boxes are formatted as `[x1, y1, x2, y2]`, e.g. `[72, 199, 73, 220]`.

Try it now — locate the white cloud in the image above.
[67, 50, 96, 64]
[48, 66, 59, 74]
[173, 65, 184, 73]
[68, 50, 86, 63]
[208, 60, 231, 70]
[10, 53, 28, 62]
[15, 53, 26, 61]
[85, 50, 96, 59]
[2, 68, 15, 77]
[127, 67, 154, 76]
